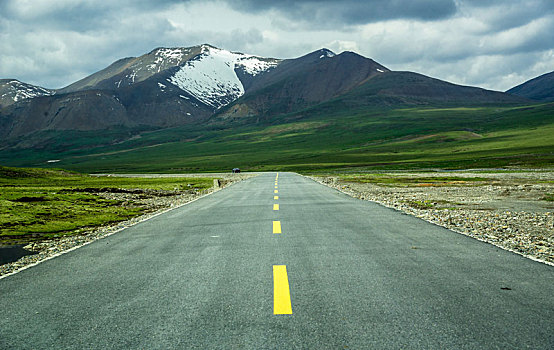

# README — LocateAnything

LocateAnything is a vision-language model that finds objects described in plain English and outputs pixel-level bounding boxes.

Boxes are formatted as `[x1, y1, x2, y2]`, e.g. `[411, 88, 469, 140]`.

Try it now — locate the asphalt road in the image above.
[1, 172, 553, 349]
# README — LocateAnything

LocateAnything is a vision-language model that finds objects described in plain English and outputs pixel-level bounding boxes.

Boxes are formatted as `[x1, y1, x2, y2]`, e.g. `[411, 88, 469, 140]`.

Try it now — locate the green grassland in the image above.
[1, 102, 553, 173]
[0, 166, 213, 244]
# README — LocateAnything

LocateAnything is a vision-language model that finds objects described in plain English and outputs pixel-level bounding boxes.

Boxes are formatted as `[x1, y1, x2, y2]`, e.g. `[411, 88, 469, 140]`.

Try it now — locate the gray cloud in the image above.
[0, 0, 552, 92]
[457, 0, 554, 32]
[229, 0, 457, 26]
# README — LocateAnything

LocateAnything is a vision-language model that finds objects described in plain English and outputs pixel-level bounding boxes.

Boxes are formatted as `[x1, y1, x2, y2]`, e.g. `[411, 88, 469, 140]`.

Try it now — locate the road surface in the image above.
[1, 172, 553, 349]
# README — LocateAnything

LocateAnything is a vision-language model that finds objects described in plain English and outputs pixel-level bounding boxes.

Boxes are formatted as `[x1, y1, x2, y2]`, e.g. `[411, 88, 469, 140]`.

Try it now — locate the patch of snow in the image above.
[179, 95, 189, 99]
[186, 112, 191, 116]
[5, 80, 54, 103]
[236, 56, 279, 76]
[319, 50, 335, 59]
[169, 46, 279, 109]
[158, 82, 166, 89]
[146, 47, 192, 73]
[127, 71, 137, 83]
[169, 47, 245, 109]
[323, 50, 335, 58]
[376, 68, 384, 73]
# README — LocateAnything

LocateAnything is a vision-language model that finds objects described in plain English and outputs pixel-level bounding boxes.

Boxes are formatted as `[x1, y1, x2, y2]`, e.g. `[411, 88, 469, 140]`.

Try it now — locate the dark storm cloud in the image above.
[229, 0, 457, 25]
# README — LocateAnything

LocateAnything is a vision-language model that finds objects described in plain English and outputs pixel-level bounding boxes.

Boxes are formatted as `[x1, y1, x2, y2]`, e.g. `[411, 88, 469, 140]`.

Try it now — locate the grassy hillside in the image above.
[0, 102, 552, 172]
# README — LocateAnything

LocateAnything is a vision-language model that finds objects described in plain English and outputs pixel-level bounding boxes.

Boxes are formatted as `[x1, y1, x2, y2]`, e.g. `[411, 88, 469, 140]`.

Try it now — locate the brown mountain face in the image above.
[0, 91, 131, 140]
[347, 71, 532, 105]
[217, 50, 389, 123]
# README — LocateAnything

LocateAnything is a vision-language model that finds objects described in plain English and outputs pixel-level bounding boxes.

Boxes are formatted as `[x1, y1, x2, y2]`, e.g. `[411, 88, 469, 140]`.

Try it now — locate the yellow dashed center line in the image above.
[273, 220, 282, 234]
[274, 196, 279, 200]
[273, 204, 279, 211]
[273, 265, 292, 314]
[274, 190, 278, 194]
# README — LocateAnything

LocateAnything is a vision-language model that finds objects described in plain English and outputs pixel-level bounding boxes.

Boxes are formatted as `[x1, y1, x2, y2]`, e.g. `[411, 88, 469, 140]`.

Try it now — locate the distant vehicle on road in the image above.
[232, 168, 241, 173]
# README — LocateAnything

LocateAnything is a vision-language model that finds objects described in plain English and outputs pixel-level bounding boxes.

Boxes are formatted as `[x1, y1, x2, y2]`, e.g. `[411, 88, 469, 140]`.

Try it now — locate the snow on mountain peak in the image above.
[236, 56, 279, 76]
[0, 79, 54, 106]
[145, 47, 194, 73]
[319, 49, 336, 59]
[168, 46, 279, 109]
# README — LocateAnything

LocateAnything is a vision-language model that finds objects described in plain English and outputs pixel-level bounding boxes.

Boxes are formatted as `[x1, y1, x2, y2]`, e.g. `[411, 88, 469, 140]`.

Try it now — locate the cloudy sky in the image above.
[1, 0, 553, 91]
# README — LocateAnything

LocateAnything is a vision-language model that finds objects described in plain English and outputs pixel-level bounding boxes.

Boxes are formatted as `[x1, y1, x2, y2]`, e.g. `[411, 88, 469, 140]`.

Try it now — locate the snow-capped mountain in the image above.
[0, 79, 54, 108]
[0, 44, 527, 146]
[60, 44, 280, 110]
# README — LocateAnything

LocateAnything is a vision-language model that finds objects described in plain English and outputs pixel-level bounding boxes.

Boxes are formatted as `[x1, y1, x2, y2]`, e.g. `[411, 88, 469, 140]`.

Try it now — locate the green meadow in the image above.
[0, 102, 553, 173]
[0, 166, 213, 244]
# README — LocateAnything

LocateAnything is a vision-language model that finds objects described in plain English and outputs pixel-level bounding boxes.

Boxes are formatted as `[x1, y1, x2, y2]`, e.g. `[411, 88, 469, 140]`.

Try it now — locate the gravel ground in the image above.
[310, 171, 554, 266]
[0, 173, 256, 278]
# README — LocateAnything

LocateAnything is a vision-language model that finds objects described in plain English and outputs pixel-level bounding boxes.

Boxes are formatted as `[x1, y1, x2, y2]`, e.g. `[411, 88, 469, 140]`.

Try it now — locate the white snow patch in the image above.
[376, 68, 384, 73]
[147, 47, 192, 73]
[5, 80, 54, 102]
[179, 95, 189, 99]
[169, 46, 279, 109]
[186, 112, 191, 116]
[236, 56, 279, 76]
[158, 82, 166, 89]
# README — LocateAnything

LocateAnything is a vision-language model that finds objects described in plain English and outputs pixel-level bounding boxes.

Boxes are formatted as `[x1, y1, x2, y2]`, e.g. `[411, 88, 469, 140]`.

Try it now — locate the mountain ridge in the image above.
[507, 71, 554, 102]
[0, 44, 533, 151]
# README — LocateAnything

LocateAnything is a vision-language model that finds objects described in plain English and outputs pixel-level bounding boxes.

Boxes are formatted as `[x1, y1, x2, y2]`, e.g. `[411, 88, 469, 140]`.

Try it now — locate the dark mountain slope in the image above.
[216, 50, 389, 122]
[344, 71, 530, 105]
[114, 69, 213, 127]
[507, 71, 554, 102]
[0, 73, 215, 141]
[216, 69, 529, 126]
[0, 90, 130, 140]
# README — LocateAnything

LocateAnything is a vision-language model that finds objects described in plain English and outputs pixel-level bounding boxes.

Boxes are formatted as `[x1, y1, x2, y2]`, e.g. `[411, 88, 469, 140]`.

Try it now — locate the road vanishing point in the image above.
[1, 172, 553, 349]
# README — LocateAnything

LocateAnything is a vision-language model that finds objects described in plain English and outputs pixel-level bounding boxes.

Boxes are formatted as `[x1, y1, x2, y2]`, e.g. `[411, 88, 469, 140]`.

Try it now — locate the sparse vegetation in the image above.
[406, 200, 436, 209]
[335, 174, 488, 186]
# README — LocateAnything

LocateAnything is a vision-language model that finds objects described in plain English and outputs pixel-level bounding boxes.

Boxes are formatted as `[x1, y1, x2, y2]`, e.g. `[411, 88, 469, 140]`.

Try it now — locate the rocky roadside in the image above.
[0, 173, 255, 278]
[309, 172, 554, 266]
